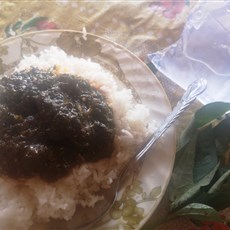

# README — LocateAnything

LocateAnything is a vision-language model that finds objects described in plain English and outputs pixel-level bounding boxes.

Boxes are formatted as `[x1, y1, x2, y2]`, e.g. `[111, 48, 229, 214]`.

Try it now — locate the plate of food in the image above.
[0, 30, 176, 230]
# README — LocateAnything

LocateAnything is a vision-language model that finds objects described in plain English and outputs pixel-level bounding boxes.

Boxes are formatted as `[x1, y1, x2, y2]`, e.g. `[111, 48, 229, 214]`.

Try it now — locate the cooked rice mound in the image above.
[0, 47, 155, 230]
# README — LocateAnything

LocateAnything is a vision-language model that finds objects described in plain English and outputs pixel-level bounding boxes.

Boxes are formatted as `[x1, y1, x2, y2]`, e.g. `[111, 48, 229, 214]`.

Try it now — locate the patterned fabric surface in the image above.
[0, 1, 202, 229]
[0, 1, 196, 62]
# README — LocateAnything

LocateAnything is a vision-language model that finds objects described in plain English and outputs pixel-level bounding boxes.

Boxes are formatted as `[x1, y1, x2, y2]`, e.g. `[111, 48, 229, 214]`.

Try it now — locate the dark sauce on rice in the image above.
[0, 68, 115, 182]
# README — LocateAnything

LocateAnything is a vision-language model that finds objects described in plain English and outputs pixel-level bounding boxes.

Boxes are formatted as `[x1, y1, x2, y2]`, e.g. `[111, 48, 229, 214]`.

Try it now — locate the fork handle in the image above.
[120, 78, 207, 179]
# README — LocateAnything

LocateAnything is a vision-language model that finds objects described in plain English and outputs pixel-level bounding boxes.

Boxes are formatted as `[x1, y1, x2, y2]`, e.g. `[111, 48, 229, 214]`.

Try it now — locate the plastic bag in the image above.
[148, 1, 230, 104]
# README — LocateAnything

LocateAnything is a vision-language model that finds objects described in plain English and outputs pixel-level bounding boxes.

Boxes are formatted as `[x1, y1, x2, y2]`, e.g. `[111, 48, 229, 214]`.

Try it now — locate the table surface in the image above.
[0, 1, 206, 229]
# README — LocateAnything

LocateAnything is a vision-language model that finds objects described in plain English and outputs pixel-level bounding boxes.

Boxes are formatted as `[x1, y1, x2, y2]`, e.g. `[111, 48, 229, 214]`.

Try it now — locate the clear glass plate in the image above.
[0, 30, 176, 230]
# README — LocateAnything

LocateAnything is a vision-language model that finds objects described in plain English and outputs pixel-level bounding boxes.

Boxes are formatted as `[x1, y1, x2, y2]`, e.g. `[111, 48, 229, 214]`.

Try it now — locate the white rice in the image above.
[0, 46, 155, 230]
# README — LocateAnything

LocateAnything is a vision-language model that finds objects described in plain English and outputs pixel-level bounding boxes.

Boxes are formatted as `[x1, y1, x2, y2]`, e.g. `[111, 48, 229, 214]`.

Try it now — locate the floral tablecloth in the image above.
[0, 1, 203, 229]
[0, 1, 197, 63]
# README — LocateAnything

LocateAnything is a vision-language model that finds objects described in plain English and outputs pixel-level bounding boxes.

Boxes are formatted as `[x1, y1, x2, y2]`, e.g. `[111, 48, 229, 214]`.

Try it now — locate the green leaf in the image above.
[214, 116, 230, 155]
[143, 203, 223, 229]
[178, 102, 230, 152]
[169, 102, 230, 210]
[198, 190, 230, 211]
[208, 169, 230, 193]
[169, 135, 197, 202]
[171, 203, 223, 222]
[21, 16, 48, 31]
[193, 124, 218, 183]
[194, 102, 230, 128]
[171, 163, 219, 211]
[195, 170, 230, 211]
[177, 119, 196, 153]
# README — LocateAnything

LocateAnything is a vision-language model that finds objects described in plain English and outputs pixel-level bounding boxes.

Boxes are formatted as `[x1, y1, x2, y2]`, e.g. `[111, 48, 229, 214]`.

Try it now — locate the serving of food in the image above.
[0, 30, 175, 230]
